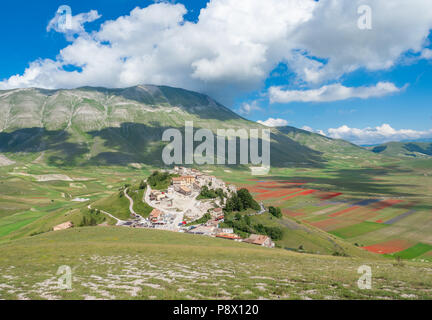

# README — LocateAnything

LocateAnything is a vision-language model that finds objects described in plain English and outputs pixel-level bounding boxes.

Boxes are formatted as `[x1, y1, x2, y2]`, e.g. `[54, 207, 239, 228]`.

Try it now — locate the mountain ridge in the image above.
[0, 85, 378, 168]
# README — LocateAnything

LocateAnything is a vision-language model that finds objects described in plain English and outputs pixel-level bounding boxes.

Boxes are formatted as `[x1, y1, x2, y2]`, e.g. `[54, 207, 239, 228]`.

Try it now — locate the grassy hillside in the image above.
[0, 86, 383, 169]
[368, 141, 432, 158]
[0, 227, 431, 300]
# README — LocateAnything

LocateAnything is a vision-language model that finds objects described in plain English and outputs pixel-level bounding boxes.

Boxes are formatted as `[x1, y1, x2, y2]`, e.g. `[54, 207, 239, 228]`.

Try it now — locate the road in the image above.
[247, 202, 266, 216]
[124, 188, 145, 220]
[87, 204, 126, 226]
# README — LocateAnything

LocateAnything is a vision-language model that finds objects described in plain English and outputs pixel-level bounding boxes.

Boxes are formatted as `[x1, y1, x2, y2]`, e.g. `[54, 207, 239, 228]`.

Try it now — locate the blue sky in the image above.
[1, 0, 432, 145]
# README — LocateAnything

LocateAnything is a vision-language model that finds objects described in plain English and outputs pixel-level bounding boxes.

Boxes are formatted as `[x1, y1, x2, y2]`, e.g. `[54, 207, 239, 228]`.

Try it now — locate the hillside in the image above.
[0, 227, 431, 300]
[0, 85, 379, 168]
[368, 141, 432, 158]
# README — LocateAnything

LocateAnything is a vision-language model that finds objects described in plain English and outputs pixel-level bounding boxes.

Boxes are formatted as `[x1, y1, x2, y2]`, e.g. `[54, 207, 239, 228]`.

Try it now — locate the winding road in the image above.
[87, 204, 126, 226]
[124, 188, 145, 220]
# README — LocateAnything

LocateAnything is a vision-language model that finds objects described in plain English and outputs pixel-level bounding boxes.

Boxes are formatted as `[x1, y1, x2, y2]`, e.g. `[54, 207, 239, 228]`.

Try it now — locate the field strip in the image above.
[312, 203, 348, 216]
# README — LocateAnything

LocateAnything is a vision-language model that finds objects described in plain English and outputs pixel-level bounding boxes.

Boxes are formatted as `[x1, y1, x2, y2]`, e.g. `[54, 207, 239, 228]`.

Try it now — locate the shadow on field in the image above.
[266, 165, 419, 197]
[0, 123, 327, 169]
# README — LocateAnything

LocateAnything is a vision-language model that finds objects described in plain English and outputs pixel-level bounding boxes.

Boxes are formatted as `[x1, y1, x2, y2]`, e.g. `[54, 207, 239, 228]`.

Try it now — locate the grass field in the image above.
[0, 227, 431, 300]
[329, 222, 389, 239]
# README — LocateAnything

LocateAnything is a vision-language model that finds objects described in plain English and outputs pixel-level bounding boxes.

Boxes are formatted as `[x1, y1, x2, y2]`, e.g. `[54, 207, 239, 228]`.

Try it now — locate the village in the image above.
[119, 166, 275, 249]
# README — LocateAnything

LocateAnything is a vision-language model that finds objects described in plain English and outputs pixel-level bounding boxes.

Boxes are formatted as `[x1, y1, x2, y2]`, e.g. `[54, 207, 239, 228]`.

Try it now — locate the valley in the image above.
[0, 85, 431, 300]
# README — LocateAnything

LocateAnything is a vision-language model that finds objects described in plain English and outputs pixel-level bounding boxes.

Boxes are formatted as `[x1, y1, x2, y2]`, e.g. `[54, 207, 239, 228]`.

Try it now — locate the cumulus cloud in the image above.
[301, 126, 326, 136]
[257, 118, 289, 127]
[327, 124, 432, 145]
[290, 0, 432, 83]
[269, 82, 403, 103]
[237, 101, 262, 115]
[1, 0, 432, 104]
[47, 8, 101, 40]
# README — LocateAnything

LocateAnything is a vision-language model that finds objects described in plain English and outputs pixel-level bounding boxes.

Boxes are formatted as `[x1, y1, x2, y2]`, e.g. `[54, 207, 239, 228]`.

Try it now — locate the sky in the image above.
[1, 0, 432, 145]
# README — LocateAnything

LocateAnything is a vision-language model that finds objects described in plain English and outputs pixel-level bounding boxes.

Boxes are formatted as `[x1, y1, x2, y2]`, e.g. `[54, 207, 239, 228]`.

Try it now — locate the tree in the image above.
[269, 206, 282, 218]
[224, 189, 259, 212]
[139, 180, 147, 190]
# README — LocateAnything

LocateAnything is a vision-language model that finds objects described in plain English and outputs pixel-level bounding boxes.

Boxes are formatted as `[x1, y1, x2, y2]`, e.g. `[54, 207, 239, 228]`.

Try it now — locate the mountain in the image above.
[0, 85, 375, 168]
[367, 141, 432, 158]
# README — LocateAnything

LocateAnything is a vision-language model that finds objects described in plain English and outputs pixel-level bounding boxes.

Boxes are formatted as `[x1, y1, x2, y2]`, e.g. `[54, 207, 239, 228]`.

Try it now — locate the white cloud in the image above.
[327, 124, 432, 145]
[301, 126, 326, 136]
[289, 0, 432, 83]
[257, 118, 289, 127]
[421, 48, 432, 59]
[237, 101, 262, 115]
[47, 9, 101, 40]
[269, 82, 403, 103]
[1, 0, 432, 104]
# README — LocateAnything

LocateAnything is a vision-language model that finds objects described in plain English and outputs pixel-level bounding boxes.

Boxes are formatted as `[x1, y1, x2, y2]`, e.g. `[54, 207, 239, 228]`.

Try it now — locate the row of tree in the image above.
[224, 188, 260, 212]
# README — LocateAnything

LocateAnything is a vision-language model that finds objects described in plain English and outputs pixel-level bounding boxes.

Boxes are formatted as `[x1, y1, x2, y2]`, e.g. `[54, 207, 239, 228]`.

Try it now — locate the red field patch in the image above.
[319, 192, 343, 200]
[256, 188, 302, 200]
[245, 187, 270, 194]
[329, 206, 360, 217]
[283, 189, 316, 200]
[362, 239, 413, 254]
[375, 219, 384, 223]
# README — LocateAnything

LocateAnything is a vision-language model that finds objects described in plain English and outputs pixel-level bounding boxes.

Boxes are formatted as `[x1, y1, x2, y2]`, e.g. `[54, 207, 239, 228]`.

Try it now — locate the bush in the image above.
[224, 189, 260, 212]
[139, 180, 147, 190]
[269, 206, 282, 218]
[147, 171, 173, 190]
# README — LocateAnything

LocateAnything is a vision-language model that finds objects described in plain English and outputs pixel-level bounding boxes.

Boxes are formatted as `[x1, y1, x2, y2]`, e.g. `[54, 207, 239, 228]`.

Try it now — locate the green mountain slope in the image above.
[368, 141, 432, 158]
[0, 85, 378, 168]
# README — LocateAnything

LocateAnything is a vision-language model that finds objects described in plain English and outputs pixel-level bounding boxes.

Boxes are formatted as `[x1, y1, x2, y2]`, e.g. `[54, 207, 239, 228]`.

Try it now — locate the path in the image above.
[124, 188, 145, 220]
[87, 204, 126, 226]
[248, 202, 266, 216]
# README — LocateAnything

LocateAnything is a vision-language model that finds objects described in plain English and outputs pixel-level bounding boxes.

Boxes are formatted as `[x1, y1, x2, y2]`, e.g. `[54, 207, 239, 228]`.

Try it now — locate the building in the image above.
[178, 186, 192, 196]
[206, 220, 220, 228]
[53, 221, 74, 231]
[188, 226, 215, 236]
[216, 233, 242, 241]
[243, 234, 275, 248]
[210, 207, 223, 218]
[150, 209, 163, 223]
[172, 175, 196, 186]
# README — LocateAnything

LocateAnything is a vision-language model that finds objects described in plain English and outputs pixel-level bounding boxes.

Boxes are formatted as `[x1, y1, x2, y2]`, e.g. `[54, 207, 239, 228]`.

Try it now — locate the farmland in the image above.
[0, 150, 431, 300]
[214, 157, 432, 262]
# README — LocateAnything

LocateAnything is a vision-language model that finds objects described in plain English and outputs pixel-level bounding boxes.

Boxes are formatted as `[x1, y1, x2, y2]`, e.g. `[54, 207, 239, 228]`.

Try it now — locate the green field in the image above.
[0, 227, 431, 300]
[390, 243, 432, 260]
[329, 222, 389, 239]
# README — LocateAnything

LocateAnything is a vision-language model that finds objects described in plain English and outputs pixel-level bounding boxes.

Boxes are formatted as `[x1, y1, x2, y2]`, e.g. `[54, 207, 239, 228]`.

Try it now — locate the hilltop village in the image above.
[118, 167, 275, 249]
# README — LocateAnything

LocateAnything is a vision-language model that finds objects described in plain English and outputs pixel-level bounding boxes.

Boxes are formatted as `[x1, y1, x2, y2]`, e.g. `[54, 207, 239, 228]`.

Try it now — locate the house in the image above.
[172, 177, 184, 186]
[172, 176, 196, 186]
[216, 228, 234, 234]
[216, 233, 242, 241]
[243, 234, 275, 248]
[211, 207, 223, 218]
[206, 220, 220, 228]
[150, 209, 163, 223]
[53, 221, 74, 231]
[178, 186, 192, 196]
[188, 226, 215, 236]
